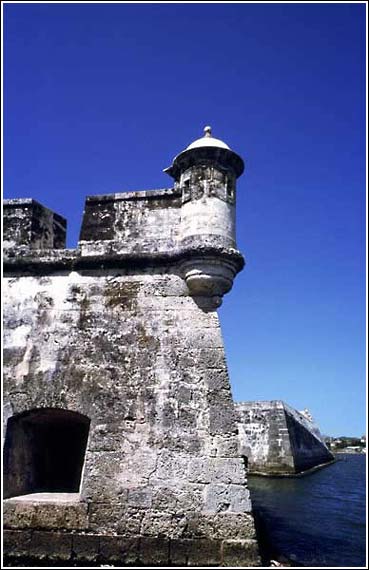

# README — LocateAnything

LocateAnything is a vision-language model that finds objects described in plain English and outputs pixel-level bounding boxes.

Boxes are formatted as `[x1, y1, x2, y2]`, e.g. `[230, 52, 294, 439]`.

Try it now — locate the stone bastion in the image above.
[3, 129, 262, 566]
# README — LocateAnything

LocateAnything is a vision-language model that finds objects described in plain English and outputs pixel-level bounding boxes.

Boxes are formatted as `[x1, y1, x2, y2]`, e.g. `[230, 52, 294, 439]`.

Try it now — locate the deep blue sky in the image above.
[4, 3, 366, 437]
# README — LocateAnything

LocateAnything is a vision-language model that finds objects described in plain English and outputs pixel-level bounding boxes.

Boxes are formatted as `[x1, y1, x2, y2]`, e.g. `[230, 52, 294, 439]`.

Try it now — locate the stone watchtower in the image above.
[164, 126, 244, 308]
[3, 128, 260, 566]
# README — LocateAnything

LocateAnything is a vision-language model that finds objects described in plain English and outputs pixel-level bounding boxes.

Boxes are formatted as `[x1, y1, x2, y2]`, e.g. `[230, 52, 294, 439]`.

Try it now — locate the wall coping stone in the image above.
[3, 244, 245, 275]
[84, 187, 180, 203]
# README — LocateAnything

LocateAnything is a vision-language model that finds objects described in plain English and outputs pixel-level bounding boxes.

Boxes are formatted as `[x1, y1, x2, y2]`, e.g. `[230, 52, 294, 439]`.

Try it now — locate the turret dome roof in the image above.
[186, 126, 231, 151]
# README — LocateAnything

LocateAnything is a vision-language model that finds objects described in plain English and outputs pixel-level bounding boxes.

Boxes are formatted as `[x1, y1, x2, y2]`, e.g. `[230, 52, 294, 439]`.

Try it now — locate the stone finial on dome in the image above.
[185, 127, 230, 151]
[164, 126, 244, 180]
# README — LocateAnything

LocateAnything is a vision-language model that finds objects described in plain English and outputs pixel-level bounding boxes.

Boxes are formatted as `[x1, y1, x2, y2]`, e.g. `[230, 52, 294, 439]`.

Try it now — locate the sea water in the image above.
[248, 453, 366, 567]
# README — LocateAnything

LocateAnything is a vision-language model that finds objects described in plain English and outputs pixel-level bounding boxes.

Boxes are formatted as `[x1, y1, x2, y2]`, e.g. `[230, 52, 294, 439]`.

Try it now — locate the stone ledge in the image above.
[4, 198, 39, 206]
[4, 530, 260, 567]
[84, 187, 179, 203]
[221, 539, 261, 566]
[99, 535, 139, 564]
[3, 529, 33, 558]
[3, 497, 89, 531]
[3, 530, 261, 567]
[3, 244, 245, 276]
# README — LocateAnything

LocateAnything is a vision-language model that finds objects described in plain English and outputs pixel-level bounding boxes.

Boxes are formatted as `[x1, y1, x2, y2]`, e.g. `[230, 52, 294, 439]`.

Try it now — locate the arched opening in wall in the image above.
[3, 408, 90, 499]
[242, 454, 249, 471]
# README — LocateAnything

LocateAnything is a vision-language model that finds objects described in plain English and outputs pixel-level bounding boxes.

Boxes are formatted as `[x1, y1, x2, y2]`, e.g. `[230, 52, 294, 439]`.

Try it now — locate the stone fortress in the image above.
[3, 127, 333, 566]
[236, 401, 333, 476]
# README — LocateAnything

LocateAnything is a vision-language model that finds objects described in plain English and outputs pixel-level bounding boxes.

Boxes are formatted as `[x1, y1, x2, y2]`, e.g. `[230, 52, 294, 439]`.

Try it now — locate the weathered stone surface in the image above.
[72, 534, 100, 561]
[79, 189, 182, 252]
[3, 132, 260, 566]
[127, 486, 153, 508]
[169, 537, 223, 566]
[169, 538, 193, 566]
[221, 539, 261, 566]
[185, 512, 256, 540]
[188, 457, 247, 485]
[99, 535, 139, 564]
[88, 504, 145, 535]
[140, 511, 187, 539]
[204, 483, 252, 513]
[3, 496, 89, 530]
[3, 530, 33, 558]
[28, 531, 72, 560]
[170, 538, 224, 567]
[236, 400, 334, 475]
[186, 538, 222, 567]
[3, 199, 66, 250]
[139, 537, 170, 566]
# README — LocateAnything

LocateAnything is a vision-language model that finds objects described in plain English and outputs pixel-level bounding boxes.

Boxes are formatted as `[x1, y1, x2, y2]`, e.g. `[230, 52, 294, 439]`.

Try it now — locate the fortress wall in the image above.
[283, 405, 334, 473]
[3, 192, 260, 566]
[236, 401, 295, 474]
[3, 199, 67, 250]
[236, 401, 333, 475]
[79, 188, 182, 254]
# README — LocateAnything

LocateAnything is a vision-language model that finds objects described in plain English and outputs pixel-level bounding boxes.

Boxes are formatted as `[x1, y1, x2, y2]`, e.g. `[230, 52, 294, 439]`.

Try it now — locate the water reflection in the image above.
[248, 454, 366, 567]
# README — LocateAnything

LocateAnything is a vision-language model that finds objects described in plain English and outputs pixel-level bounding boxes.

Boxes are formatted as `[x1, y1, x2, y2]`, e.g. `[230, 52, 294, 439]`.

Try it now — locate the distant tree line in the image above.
[323, 436, 366, 450]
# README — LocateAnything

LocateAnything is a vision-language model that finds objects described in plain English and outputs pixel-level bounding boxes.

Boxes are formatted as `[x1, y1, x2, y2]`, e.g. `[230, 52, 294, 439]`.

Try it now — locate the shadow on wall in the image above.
[3, 408, 90, 499]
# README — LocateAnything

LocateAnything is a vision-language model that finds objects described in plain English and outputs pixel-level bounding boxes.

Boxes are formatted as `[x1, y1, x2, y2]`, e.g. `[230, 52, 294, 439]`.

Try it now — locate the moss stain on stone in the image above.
[78, 295, 90, 330]
[136, 322, 160, 352]
[146, 197, 181, 210]
[105, 281, 140, 310]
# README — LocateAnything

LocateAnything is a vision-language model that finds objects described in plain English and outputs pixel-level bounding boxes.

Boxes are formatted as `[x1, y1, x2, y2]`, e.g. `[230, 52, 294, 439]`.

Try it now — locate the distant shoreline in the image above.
[333, 449, 366, 454]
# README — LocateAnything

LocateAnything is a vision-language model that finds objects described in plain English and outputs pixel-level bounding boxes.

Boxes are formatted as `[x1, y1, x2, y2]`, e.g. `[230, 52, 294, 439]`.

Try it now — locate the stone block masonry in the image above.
[3, 128, 261, 566]
[236, 401, 334, 475]
[3, 198, 67, 250]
